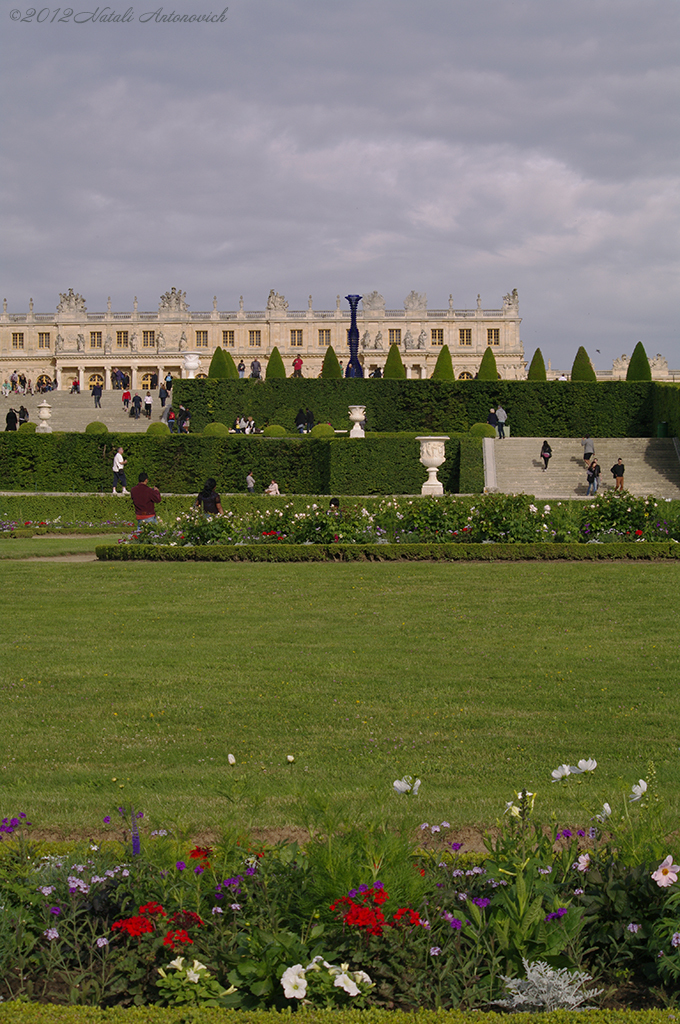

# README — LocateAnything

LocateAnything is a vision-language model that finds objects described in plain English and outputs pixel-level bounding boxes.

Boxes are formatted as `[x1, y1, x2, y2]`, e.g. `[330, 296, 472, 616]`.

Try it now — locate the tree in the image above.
[265, 346, 286, 379]
[321, 345, 343, 379]
[626, 341, 652, 382]
[527, 348, 547, 381]
[223, 349, 239, 380]
[383, 343, 406, 380]
[431, 345, 454, 380]
[571, 345, 597, 382]
[208, 347, 231, 378]
[477, 346, 499, 381]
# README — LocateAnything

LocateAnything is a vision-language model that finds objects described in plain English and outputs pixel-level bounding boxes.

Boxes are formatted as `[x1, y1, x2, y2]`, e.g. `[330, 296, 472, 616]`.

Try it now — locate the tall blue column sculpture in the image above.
[344, 294, 364, 378]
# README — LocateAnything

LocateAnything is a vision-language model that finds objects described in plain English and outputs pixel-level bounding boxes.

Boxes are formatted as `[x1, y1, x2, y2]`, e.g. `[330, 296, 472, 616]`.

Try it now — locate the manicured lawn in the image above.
[1, 560, 678, 835]
[0, 535, 125, 559]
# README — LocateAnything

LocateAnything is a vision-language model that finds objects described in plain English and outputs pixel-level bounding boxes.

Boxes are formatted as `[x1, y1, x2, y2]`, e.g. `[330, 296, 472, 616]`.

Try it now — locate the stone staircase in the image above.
[4, 389, 170, 434]
[488, 437, 680, 499]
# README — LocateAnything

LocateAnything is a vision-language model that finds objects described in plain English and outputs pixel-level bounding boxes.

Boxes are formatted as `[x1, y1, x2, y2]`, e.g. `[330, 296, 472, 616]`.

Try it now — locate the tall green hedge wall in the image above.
[0, 433, 482, 496]
[170, 378, 660, 436]
[652, 383, 680, 437]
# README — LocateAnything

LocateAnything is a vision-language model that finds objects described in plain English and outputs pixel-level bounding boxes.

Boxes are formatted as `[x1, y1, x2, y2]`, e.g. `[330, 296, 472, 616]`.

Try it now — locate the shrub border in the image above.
[95, 541, 680, 563]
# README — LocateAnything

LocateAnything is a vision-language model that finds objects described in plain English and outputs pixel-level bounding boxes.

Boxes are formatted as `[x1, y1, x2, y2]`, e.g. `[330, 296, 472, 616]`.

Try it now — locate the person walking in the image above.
[611, 458, 625, 491]
[581, 435, 595, 464]
[165, 372, 173, 391]
[496, 403, 507, 439]
[586, 458, 601, 496]
[167, 407, 176, 432]
[18, 405, 29, 426]
[92, 382, 103, 408]
[132, 393, 142, 419]
[195, 477, 223, 514]
[246, 470, 255, 494]
[131, 471, 161, 528]
[122, 388, 131, 411]
[540, 440, 552, 471]
[158, 384, 168, 408]
[112, 447, 128, 495]
[144, 391, 153, 419]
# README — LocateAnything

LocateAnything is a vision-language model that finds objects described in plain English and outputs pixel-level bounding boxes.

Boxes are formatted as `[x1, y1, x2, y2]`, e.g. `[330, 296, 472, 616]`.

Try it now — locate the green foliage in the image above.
[170, 377, 661, 437]
[469, 423, 496, 438]
[571, 345, 597, 382]
[431, 345, 454, 381]
[527, 348, 547, 381]
[84, 422, 109, 434]
[265, 346, 286, 380]
[321, 345, 343, 379]
[627, 341, 652, 382]
[202, 422, 231, 437]
[208, 346, 231, 379]
[17, 421, 37, 434]
[223, 348, 240, 380]
[477, 347, 499, 381]
[383, 343, 406, 380]
[146, 422, 170, 436]
[262, 425, 287, 437]
[310, 423, 334, 438]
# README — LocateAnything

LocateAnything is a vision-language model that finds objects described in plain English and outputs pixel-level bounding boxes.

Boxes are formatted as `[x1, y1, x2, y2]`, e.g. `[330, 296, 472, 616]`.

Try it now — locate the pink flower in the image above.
[652, 855, 680, 887]
[576, 853, 590, 872]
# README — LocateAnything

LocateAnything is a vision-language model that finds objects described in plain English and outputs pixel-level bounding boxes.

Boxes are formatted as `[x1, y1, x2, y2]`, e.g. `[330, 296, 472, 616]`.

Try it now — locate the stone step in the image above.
[4, 389, 171, 434]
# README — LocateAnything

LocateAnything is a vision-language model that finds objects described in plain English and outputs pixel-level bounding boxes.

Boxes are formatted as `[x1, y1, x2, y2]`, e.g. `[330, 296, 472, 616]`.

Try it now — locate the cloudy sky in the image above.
[1, 0, 678, 371]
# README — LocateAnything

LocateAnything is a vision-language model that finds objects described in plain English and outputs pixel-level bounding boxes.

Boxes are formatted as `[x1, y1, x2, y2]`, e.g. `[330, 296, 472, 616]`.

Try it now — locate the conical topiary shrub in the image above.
[527, 348, 547, 381]
[571, 345, 597, 382]
[224, 349, 239, 380]
[431, 345, 454, 381]
[266, 346, 286, 380]
[477, 346, 499, 380]
[383, 343, 406, 380]
[321, 345, 343, 379]
[626, 341, 652, 381]
[208, 347, 230, 379]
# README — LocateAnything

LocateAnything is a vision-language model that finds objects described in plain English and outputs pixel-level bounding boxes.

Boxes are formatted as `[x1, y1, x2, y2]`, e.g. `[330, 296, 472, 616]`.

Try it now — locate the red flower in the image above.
[392, 907, 422, 927]
[139, 902, 166, 917]
[111, 915, 154, 938]
[169, 910, 203, 929]
[635, 529, 643, 536]
[163, 928, 193, 949]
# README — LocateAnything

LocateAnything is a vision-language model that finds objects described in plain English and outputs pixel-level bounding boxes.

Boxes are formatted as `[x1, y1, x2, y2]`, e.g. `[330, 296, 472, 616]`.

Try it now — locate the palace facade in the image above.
[0, 287, 526, 390]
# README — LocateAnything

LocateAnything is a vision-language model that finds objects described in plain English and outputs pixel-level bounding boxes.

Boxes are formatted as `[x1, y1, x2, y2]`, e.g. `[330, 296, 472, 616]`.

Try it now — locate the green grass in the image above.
[1, 560, 678, 835]
[0, 535, 125, 559]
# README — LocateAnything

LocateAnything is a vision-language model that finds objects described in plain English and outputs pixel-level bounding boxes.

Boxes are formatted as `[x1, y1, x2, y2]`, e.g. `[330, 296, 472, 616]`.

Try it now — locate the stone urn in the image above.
[36, 400, 53, 434]
[182, 352, 201, 378]
[416, 436, 449, 495]
[348, 404, 366, 438]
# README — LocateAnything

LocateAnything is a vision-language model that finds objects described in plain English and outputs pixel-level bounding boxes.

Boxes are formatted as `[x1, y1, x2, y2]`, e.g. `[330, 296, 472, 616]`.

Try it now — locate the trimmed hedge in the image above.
[170, 379, 664, 437]
[0, 434, 479, 496]
[96, 541, 680, 562]
[651, 383, 680, 438]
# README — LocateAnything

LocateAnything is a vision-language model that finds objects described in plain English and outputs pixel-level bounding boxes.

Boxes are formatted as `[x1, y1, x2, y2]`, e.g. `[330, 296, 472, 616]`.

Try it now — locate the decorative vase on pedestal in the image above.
[182, 352, 201, 378]
[416, 436, 449, 495]
[36, 401, 53, 434]
[348, 405, 366, 438]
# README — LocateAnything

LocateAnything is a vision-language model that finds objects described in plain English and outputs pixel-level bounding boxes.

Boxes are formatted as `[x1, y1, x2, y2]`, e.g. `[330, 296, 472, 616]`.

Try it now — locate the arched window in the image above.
[458, 370, 473, 380]
[140, 372, 155, 390]
[88, 373, 104, 390]
[196, 372, 208, 379]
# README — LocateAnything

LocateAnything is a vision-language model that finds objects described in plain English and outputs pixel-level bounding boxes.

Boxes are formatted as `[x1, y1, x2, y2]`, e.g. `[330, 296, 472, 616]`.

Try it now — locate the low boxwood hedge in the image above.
[95, 542, 680, 563]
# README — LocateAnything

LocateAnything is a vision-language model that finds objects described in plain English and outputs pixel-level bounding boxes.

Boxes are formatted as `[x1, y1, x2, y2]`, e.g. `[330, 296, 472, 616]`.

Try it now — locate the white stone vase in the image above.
[348, 404, 366, 438]
[182, 352, 201, 378]
[416, 436, 449, 495]
[36, 400, 53, 434]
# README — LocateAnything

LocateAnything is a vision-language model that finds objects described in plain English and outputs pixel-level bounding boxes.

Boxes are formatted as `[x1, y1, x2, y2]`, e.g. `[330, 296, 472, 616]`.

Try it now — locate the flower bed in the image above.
[2, 760, 680, 1011]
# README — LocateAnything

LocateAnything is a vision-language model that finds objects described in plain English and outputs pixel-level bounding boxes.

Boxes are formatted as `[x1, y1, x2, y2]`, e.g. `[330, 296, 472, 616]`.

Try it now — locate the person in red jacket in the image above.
[130, 471, 161, 529]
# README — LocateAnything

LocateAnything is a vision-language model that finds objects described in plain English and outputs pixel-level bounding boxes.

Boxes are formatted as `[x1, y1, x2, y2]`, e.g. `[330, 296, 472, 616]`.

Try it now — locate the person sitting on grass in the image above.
[264, 479, 281, 496]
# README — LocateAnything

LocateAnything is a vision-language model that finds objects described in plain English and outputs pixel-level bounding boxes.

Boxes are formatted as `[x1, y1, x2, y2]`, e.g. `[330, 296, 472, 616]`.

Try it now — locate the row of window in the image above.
[11, 327, 502, 350]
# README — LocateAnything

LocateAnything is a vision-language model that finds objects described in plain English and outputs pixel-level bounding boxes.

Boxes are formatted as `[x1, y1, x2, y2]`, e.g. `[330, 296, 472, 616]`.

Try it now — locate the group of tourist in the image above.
[3, 372, 33, 396]
[487, 404, 508, 438]
[538, 435, 626, 494]
[233, 415, 258, 433]
[295, 407, 315, 433]
[4, 405, 30, 430]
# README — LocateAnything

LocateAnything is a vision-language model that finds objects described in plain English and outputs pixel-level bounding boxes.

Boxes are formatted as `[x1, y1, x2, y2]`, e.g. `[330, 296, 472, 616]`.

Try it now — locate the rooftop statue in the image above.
[159, 287, 189, 313]
[267, 290, 288, 312]
[57, 289, 87, 314]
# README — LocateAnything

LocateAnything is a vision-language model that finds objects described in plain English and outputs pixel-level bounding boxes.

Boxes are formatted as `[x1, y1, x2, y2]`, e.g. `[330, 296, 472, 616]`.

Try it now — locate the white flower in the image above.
[576, 853, 591, 872]
[281, 965, 307, 999]
[412, 777, 421, 795]
[569, 758, 597, 774]
[354, 970, 372, 985]
[192, 960, 208, 972]
[287, 755, 295, 763]
[629, 779, 648, 802]
[595, 802, 612, 823]
[169, 957, 185, 970]
[393, 778, 410, 793]
[186, 969, 201, 983]
[227, 753, 236, 765]
[551, 764, 571, 782]
[334, 971, 360, 996]
[544, 504, 551, 512]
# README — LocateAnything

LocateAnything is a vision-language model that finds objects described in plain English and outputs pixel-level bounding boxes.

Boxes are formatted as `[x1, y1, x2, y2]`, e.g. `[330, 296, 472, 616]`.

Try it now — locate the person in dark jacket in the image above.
[611, 458, 625, 491]
[540, 440, 552, 471]
[131, 393, 142, 419]
[5, 408, 18, 431]
[195, 478, 223, 514]
[305, 408, 314, 432]
[295, 408, 306, 433]
[131, 471, 161, 528]
[487, 408, 499, 435]
[586, 458, 601, 495]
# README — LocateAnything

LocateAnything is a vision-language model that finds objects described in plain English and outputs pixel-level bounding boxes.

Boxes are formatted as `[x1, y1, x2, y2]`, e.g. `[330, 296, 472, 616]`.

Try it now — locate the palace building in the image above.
[0, 286, 526, 390]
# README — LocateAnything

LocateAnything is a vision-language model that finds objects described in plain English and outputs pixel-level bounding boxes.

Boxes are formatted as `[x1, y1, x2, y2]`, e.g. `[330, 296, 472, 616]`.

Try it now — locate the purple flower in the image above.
[194, 865, 204, 875]
[176, 861, 187, 871]
[627, 923, 640, 934]
[136, 811, 144, 819]
[430, 946, 442, 956]
[50, 906, 61, 916]
[451, 842, 463, 852]
[231, 903, 241, 910]
[672, 933, 680, 948]
[103, 816, 111, 824]
[472, 897, 490, 908]
[245, 865, 257, 876]
[442, 911, 463, 930]
[441, 821, 450, 828]
[96, 936, 109, 948]
[420, 823, 429, 830]
[577, 830, 586, 837]
[348, 888, 358, 898]
[544, 908, 568, 922]
[212, 906, 223, 915]
[358, 884, 369, 893]
[373, 880, 384, 889]
[44, 928, 59, 941]
[558, 829, 573, 839]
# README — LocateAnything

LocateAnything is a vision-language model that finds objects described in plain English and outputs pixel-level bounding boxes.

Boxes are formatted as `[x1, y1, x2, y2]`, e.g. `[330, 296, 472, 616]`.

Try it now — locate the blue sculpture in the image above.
[344, 294, 364, 378]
